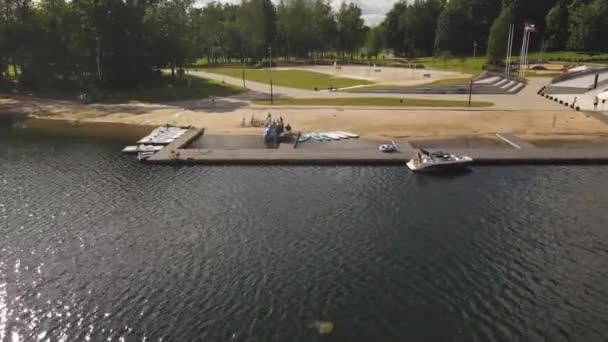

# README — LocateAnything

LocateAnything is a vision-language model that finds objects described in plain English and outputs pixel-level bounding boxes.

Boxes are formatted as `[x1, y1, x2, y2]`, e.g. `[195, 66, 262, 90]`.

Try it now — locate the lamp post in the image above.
[473, 41, 477, 58]
[268, 46, 272, 69]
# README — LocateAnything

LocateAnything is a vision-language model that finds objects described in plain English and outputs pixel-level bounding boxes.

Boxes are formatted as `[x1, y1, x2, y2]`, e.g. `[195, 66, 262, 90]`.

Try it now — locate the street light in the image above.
[473, 41, 477, 58]
[268, 46, 272, 69]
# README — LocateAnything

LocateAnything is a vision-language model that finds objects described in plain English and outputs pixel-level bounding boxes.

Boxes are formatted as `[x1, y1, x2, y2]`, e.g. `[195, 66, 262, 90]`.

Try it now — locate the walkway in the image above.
[190, 70, 565, 111]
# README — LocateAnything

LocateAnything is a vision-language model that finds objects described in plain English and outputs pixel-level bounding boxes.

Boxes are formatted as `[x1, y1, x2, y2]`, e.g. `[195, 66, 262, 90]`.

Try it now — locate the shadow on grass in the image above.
[2, 75, 246, 105]
[94, 75, 246, 104]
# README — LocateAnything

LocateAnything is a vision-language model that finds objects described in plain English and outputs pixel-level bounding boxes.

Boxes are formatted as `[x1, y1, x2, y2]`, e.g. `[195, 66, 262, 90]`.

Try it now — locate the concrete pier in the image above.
[144, 129, 608, 165]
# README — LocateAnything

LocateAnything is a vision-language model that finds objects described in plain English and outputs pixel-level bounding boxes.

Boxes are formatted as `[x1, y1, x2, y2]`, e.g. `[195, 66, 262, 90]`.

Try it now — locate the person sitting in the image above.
[285, 123, 292, 132]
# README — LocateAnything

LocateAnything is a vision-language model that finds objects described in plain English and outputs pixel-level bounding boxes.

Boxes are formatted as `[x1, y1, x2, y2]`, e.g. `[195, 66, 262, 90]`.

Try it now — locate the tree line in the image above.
[384, 0, 608, 61]
[1, 0, 607, 90]
[0, 0, 369, 89]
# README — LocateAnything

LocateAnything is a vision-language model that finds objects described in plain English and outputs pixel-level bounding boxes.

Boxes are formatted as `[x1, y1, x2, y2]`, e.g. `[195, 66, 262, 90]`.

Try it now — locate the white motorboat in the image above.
[121, 145, 164, 154]
[137, 151, 156, 161]
[407, 149, 473, 172]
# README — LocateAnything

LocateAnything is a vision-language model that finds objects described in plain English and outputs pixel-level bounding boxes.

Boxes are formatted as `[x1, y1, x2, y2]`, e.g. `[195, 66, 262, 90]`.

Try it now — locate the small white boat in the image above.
[336, 131, 359, 138]
[407, 150, 473, 172]
[121, 145, 164, 154]
[137, 151, 155, 161]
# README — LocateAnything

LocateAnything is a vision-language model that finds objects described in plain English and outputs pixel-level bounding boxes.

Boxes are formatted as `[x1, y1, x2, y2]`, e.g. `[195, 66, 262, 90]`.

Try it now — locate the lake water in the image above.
[1, 120, 608, 341]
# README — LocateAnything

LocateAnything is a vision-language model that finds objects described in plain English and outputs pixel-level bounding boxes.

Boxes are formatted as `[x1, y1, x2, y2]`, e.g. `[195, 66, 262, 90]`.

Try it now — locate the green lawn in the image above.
[416, 77, 474, 87]
[205, 67, 372, 90]
[415, 57, 486, 75]
[253, 97, 493, 108]
[7, 64, 19, 78]
[93, 74, 245, 103]
[526, 51, 608, 62]
[344, 77, 474, 92]
[525, 72, 562, 78]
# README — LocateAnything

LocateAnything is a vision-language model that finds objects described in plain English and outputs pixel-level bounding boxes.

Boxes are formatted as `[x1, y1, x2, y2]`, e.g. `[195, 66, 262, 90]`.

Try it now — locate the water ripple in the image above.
[1, 133, 608, 341]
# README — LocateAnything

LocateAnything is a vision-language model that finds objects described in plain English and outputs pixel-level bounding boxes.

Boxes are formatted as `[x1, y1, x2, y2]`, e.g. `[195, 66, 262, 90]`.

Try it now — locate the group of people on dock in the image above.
[265, 113, 291, 134]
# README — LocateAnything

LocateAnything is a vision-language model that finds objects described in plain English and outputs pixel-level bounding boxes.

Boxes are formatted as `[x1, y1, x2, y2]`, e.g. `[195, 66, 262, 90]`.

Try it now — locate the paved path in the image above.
[190, 70, 565, 111]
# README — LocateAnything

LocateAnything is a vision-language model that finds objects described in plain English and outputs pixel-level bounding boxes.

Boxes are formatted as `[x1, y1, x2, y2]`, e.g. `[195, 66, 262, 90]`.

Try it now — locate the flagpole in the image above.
[519, 25, 527, 78]
[505, 24, 512, 74]
[508, 24, 514, 74]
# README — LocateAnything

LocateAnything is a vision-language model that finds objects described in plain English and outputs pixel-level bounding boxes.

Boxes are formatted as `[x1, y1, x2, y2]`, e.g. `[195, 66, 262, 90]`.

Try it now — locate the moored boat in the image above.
[407, 149, 473, 172]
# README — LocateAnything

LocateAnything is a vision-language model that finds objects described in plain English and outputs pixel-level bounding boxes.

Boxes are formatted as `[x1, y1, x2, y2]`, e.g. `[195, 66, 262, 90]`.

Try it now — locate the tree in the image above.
[434, 0, 472, 55]
[383, 1, 408, 56]
[544, 0, 570, 51]
[336, 2, 365, 59]
[434, 0, 501, 55]
[145, 0, 195, 77]
[237, 0, 276, 62]
[486, 4, 514, 64]
[310, 0, 337, 57]
[276, 0, 316, 58]
[399, 0, 444, 57]
[567, 0, 608, 52]
[364, 25, 384, 59]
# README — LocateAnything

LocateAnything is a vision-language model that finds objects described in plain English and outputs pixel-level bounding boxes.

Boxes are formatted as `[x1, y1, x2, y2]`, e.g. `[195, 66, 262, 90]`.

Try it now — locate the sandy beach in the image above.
[2, 94, 608, 142]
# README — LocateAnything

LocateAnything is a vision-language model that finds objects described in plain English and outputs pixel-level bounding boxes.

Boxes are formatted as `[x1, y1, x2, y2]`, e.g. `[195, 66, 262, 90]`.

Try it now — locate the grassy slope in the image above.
[253, 97, 493, 108]
[416, 57, 486, 75]
[205, 67, 372, 90]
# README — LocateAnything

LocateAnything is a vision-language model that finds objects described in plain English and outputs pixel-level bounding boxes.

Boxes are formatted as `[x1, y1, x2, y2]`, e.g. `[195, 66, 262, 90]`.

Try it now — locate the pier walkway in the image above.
[145, 128, 608, 166]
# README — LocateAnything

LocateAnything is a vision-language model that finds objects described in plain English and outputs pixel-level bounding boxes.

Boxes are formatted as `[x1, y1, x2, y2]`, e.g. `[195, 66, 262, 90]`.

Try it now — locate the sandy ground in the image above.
[4, 95, 608, 142]
[276, 65, 470, 87]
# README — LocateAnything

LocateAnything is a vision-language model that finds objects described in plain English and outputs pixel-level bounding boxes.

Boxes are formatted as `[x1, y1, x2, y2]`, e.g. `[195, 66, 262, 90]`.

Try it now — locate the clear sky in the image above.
[195, 0, 397, 25]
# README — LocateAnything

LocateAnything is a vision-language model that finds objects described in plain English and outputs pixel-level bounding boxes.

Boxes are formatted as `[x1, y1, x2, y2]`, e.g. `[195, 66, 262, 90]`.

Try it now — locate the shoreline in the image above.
[3, 93, 608, 146]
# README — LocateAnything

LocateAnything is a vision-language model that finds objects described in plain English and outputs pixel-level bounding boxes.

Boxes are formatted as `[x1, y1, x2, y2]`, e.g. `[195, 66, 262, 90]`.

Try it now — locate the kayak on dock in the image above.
[311, 133, 323, 141]
[336, 131, 359, 138]
[298, 134, 311, 143]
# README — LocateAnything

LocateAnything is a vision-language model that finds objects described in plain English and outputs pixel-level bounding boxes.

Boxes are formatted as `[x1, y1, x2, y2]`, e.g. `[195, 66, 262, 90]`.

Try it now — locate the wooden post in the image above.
[468, 79, 473, 107]
[270, 79, 274, 105]
[294, 131, 301, 149]
[242, 69, 246, 89]
[594, 74, 599, 89]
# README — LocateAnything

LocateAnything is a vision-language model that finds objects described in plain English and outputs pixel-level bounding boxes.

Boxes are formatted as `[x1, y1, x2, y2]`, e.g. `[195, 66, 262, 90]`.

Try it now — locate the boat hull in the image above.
[407, 159, 473, 172]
